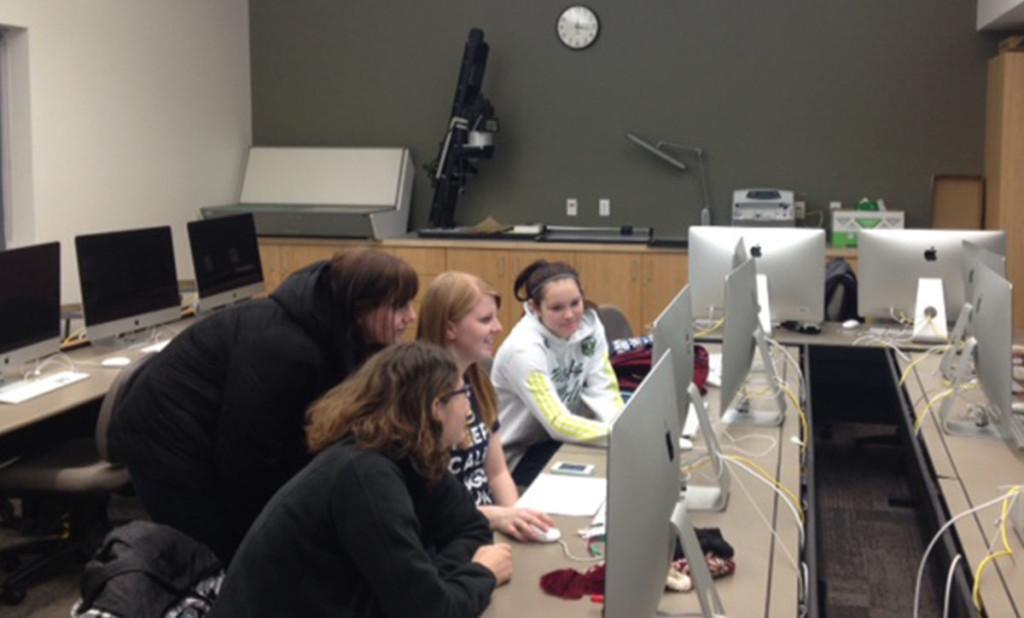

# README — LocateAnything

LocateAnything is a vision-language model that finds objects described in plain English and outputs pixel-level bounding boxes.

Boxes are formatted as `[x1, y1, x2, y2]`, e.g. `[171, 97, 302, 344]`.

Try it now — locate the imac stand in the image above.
[1010, 493, 1024, 537]
[682, 383, 729, 512]
[938, 303, 972, 381]
[721, 326, 786, 427]
[755, 274, 772, 337]
[911, 278, 949, 344]
[937, 339, 1004, 439]
[670, 497, 728, 618]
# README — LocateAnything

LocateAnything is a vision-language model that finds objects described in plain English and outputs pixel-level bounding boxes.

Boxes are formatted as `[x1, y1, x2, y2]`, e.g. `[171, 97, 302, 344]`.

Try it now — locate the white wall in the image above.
[0, 0, 251, 301]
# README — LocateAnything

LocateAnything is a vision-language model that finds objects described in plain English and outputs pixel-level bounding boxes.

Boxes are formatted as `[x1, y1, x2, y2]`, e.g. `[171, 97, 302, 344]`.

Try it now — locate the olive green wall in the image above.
[250, 1, 998, 237]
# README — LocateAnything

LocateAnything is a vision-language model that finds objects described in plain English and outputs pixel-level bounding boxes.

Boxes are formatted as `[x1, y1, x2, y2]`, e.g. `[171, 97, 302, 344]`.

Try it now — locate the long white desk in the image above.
[900, 351, 1024, 616]
[0, 318, 195, 438]
[483, 344, 807, 617]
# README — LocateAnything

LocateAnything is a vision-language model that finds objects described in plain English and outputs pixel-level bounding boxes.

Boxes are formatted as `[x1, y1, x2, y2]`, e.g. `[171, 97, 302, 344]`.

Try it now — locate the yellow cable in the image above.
[695, 318, 725, 338]
[680, 455, 713, 476]
[777, 383, 810, 462]
[723, 454, 804, 524]
[61, 327, 86, 347]
[912, 388, 957, 434]
[972, 550, 1011, 610]
[970, 486, 1019, 610]
[899, 354, 933, 387]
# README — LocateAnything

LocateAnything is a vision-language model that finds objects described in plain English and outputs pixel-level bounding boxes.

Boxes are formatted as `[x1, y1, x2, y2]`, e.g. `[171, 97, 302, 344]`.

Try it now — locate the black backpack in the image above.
[824, 258, 859, 322]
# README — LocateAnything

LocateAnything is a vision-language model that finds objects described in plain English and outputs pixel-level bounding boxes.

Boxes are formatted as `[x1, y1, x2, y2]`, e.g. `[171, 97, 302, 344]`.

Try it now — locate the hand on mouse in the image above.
[481, 506, 556, 543]
[472, 543, 513, 585]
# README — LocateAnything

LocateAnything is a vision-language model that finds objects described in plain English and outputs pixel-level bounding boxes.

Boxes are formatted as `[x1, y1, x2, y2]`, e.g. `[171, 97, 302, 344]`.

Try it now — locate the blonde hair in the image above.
[305, 342, 459, 484]
[416, 271, 501, 429]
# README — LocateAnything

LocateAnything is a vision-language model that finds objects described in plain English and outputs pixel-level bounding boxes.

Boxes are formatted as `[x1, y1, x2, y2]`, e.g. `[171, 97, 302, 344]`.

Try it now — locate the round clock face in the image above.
[556, 5, 600, 50]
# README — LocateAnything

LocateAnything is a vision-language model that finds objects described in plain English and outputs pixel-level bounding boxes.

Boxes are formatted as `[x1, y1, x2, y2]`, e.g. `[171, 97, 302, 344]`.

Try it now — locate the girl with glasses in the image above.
[209, 342, 512, 618]
[418, 271, 555, 542]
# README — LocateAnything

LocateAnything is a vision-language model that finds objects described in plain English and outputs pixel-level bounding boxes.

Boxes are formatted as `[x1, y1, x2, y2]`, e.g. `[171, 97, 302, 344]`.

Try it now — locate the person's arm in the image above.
[499, 343, 609, 445]
[579, 321, 625, 423]
[484, 436, 517, 507]
[478, 436, 554, 542]
[335, 457, 500, 618]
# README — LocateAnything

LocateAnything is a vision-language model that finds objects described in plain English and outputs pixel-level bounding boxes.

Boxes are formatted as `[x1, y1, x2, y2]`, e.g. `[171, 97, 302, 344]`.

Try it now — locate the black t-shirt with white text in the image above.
[449, 395, 498, 506]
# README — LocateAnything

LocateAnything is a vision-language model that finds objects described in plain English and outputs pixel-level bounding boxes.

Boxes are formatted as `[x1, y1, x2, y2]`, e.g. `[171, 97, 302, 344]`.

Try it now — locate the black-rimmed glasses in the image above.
[439, 383, 472, 402]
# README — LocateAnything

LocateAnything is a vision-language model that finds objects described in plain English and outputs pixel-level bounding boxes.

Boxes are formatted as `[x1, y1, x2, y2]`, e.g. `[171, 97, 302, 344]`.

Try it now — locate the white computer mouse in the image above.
[531, 526, 562, 543]
[101, 356, 132, 368]
[841, 319, 860, 330]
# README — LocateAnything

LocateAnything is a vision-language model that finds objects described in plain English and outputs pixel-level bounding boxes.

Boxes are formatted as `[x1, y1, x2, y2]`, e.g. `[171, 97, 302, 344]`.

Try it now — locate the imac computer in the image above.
[857, 229, 1005, 342]
[0, 243, 61, 373]
[0, 243, 90, 404]
[76, 226, 181, 344]
[939, 241, 1008, 380]
[188, 213, 265, 313]
[651, 285, 729, 511]
[605, 352, 726, 618]
[940, 263, 1023, 448]
[688, 226, 825, 325]
[720, 258, 786, 426]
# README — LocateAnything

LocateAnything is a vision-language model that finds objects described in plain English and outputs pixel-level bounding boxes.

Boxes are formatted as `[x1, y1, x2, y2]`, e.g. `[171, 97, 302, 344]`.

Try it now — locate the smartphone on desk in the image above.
[550, 461, 594, 476]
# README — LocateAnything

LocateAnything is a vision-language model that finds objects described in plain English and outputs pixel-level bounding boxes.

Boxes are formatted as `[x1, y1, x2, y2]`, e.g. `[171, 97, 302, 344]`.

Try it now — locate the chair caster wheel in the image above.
[1, 585, 26, 605]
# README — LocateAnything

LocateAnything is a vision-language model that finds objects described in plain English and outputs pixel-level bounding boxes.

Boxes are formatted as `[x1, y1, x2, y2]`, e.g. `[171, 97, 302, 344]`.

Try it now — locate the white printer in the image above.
[731, 188, 795, 227]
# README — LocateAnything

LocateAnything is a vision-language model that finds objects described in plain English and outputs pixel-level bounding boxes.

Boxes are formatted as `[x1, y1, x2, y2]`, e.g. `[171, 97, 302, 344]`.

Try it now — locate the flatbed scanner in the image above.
[202, 147, 413, 239]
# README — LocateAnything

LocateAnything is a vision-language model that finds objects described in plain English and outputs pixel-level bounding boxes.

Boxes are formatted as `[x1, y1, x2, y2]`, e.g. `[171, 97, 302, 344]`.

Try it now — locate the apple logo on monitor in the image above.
[924, 246, 938, 262]
[750, 245, 763, 258]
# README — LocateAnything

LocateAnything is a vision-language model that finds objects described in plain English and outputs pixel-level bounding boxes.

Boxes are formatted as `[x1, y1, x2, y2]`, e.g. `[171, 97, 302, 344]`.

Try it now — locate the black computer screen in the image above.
[187, 214, 263, 297]
[75, 227, 180, 327]
[0, 242, 60, 355]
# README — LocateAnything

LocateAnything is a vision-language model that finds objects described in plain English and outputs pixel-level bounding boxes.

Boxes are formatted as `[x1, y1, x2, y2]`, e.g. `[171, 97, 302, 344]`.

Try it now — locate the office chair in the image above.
[597, 304, 633, 347]
[0, 356, 150, 604]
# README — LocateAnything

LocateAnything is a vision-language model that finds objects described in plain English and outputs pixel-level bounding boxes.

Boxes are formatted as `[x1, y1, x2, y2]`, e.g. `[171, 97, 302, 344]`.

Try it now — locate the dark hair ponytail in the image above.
[513, 260, 585, 304]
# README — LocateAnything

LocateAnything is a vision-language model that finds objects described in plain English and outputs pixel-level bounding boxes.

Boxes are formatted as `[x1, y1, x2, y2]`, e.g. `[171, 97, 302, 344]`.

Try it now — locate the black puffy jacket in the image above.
[110, 262, 372, 556]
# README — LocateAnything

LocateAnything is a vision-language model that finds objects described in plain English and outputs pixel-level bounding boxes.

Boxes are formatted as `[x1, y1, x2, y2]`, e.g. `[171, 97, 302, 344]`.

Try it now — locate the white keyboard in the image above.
[140, 339, 171, 354]
[0, 371, 90, 404]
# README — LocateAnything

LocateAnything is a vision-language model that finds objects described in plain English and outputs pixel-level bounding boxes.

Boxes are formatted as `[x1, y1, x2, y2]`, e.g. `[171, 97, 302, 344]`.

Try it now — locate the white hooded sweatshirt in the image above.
[492, 305, 624, 470]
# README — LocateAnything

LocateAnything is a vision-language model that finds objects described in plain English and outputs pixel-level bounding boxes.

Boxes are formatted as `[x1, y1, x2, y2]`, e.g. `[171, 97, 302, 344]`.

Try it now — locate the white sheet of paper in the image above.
[707, 353, 722, 387]
[516, 473, 607, 517]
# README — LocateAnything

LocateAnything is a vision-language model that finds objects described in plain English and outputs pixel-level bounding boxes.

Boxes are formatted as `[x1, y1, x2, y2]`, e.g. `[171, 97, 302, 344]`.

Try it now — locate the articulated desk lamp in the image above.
[626, 133, 712, 232]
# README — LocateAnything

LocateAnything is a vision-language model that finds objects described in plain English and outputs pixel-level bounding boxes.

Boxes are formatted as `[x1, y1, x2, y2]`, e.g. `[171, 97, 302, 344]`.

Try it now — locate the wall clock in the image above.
[556, 5, 600, 50]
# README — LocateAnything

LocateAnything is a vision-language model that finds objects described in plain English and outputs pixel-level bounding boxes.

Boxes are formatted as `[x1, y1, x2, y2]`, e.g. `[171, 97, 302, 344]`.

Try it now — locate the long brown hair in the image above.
[305, 342, 459, 483]
[416, 271, 500, 429]
[326, 248, 419, 342]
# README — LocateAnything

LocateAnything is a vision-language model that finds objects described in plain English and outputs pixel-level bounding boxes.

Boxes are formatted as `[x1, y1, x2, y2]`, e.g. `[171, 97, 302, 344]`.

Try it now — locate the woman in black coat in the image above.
[109, 248, 418, 563]
[208, 342, 512, 618]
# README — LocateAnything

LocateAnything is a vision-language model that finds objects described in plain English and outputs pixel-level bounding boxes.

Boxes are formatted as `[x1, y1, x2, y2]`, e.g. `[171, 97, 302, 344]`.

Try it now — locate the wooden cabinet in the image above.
[258, 237, 854, 342]
[985, 51, 1024, 329]
[575, 251, 645, 335]
[641, 253, 689, 331]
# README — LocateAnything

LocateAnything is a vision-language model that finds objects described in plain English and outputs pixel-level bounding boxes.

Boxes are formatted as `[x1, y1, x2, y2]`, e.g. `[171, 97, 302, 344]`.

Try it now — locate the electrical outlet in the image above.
[599, 198, 611, 217]
[566, 198, 578, 217]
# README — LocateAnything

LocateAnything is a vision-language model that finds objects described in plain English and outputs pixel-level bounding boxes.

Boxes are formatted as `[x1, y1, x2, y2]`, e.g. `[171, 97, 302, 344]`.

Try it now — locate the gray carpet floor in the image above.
[0, 494, 146, 618]
[816, 422, 942, 618]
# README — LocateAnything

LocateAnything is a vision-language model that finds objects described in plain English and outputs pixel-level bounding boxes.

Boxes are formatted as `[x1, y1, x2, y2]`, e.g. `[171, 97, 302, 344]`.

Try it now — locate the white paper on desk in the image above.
[707, 353, 722, 388]
[516, 473, 606, 517]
